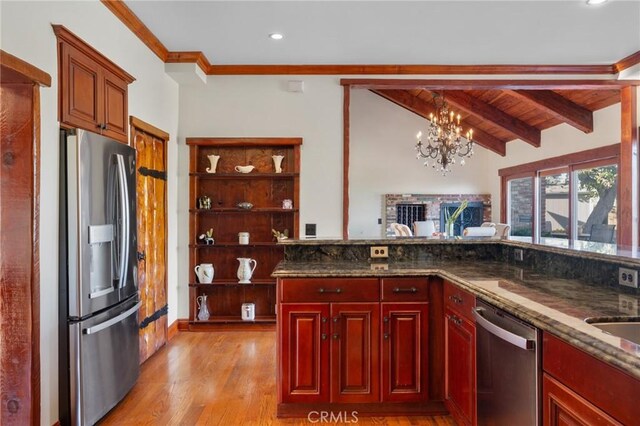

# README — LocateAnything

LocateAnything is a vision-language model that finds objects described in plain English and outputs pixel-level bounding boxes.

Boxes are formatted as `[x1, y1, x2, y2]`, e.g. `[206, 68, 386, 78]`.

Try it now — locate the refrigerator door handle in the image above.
[115, 154, 130, 290]
[83, 302, 141, 335]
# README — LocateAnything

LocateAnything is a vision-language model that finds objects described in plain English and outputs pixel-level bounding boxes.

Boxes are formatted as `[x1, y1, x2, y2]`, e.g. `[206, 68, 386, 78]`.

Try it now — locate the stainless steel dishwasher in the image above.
[473, 299, 541, 426]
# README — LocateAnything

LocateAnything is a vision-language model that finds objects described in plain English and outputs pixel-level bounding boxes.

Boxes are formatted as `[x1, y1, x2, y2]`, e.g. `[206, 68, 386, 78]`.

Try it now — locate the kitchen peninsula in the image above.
[273, 238, 640, 425]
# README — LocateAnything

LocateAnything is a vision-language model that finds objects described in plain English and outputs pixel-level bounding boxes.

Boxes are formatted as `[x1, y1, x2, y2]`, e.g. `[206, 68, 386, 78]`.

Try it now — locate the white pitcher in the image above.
[272, 155, 285, 173]
[206, 154, 220, 173]
[194, 263, 214, 283]
[237, 258, 257, 283]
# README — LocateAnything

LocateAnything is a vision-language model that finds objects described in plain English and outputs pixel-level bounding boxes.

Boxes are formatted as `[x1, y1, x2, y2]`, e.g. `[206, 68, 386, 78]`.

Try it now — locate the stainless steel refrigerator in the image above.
[59, 129, 140, 425]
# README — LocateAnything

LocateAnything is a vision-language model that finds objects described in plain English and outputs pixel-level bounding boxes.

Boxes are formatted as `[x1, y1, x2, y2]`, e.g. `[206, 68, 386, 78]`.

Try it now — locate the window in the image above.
[500, 145, 619, 245]
[507, 176, 534, 237]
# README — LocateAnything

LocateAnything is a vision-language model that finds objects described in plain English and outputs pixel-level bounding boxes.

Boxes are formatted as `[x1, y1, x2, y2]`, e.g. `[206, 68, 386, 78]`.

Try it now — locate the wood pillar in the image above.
[343, 85, 350, 239]
[618, 86, 638, 249]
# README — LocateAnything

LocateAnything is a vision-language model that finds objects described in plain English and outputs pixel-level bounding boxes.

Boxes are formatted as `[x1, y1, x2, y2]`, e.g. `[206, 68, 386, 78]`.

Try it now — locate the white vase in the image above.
[237, 258, 257, 283]
[194, 263, 214, 283]
[206, 155, 220, 173]
[272, 155, 284, 173]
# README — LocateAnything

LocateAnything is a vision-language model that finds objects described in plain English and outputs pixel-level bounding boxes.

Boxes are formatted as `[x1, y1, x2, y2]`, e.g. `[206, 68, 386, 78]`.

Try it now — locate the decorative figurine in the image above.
[282, 199, 293, 209]
[206, 154, 220, 173]
[198, 195, 212, 210]
[272, 228, 289, 242]
[199, 228, 215, 245]
[272, 155, 285, 173]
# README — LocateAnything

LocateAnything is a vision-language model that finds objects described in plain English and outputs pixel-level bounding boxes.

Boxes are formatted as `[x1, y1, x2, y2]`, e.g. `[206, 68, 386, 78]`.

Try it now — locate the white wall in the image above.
[0, 2, 179, 424]
[349, 89, 495, 237]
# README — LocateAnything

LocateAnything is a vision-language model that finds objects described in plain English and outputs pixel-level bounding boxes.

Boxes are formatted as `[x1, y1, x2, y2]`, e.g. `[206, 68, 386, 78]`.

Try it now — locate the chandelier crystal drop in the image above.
[415, 93, 474, 175]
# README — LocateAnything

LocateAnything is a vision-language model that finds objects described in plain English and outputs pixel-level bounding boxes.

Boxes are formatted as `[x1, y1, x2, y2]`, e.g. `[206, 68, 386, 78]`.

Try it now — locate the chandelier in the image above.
[415, 93, 474, 174]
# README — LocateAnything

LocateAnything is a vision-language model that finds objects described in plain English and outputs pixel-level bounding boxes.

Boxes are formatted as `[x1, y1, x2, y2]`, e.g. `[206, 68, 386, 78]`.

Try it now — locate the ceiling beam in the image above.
[342, 79, 640, 90]
[441, 90, 541, 147]
[371, 89, 507, 156]
[508, 90, 593, 133]
[615, 50, 640, 74]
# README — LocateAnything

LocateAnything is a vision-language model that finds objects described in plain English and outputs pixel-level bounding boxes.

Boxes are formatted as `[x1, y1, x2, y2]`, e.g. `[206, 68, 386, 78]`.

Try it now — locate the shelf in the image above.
[189, 279, 276, 287]
[190, 243, 280, 248]
[191, 208, 298, 214]
[190, 172, 298, 179]
[190, 315, 276, 324]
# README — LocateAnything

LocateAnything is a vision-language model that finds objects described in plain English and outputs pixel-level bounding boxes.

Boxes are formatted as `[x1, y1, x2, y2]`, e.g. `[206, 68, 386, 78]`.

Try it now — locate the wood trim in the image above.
[130, 116, 170, 141]
[207, 64, 615, 76]
[31, 85, 41, 426]
[615, 50, 640, 73]
[343, 85, 350, 239]
[507, 90, 593, 134]
[167, 319, 179, 341]
[166, 52, 211, 75]
[371, 89, 507, 156]
[618, 87, 638, 249]
[498, 144, 620, 176]
[51, 24, 135, 83]
[186, 137, 303, 147]
[443, 90, 541, 147]
[177, 319, 190, 332]
[99, 0, 169, 62]
[0, 50, 51, 86]
[341, 79, 640, 90]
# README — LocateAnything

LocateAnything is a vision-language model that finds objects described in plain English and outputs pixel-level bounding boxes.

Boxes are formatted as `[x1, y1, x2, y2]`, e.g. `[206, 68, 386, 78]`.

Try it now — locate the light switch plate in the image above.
[514, 249, 524, 262]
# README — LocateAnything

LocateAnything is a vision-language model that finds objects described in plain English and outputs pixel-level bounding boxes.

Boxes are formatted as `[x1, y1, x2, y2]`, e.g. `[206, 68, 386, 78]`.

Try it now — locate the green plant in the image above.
[444, 200, 468, 227]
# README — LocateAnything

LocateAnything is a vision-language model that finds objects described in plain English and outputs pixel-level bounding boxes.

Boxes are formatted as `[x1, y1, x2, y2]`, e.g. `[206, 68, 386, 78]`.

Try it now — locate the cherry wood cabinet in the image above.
[443, 281, 476, 426]
[278, 277, 437, 416]
[543, 333, 640, 426]
[543, 373, 622, 426]
[53, 25, 134, 143]
[188, 138, 301, 326]
[381, 302, 429, 402]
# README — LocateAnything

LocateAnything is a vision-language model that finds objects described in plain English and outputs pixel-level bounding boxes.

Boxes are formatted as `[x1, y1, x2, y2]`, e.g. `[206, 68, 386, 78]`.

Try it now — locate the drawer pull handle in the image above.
[393, 287, 417, 294]
[318, 288, 342, 294]
[449, 295, 463, 304]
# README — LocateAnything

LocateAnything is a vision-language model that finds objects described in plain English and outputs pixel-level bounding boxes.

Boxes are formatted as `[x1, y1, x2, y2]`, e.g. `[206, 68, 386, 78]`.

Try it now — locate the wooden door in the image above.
[0, 50, 50, 426]
[381, 302, 429, 402]
[131, 117, 169, 364]
[445, 307, 476, 426]
[330, 303, 380, 403]
[280, 304, 330, 403]
[543, 374, 622, 426]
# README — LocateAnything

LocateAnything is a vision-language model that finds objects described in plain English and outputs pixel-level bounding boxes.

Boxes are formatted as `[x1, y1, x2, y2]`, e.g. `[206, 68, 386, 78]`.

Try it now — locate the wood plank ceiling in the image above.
[371, 88, 620, 156]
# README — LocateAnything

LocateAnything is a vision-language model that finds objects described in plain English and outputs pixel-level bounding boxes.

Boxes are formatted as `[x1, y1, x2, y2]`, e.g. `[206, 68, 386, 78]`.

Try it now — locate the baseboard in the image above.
[167, 318, 189, 340]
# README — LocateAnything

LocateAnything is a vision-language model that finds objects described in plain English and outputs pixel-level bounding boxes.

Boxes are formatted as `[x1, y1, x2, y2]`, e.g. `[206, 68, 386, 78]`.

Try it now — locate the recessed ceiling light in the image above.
[269, 33, 284, 40]
[586, 0, 608, 5]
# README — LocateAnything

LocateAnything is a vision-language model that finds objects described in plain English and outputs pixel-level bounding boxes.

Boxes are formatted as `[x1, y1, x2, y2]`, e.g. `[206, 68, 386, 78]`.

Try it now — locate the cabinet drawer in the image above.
[280, 278, 379, 302]
[444, 281, 475, 322]
[381, 277, 429, 302]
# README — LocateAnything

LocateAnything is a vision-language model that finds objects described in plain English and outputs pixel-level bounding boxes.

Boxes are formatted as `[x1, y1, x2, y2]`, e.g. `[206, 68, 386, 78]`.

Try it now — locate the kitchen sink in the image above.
[585, 319, 640, 346]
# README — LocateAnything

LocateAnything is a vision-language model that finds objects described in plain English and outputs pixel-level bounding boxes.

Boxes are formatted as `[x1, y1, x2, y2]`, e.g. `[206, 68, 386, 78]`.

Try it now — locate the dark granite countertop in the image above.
[272, 259, 640, 380]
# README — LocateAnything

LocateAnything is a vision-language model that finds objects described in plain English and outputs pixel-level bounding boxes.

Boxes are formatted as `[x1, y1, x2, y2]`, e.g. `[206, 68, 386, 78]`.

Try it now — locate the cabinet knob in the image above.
[321, 333, 327, 340]
[321, 317, 327, 323]
[333, 333, 339, 340]
[333, 316, 340, 323]
[384, 333, 389, 339]
[383, 317, 389, 323]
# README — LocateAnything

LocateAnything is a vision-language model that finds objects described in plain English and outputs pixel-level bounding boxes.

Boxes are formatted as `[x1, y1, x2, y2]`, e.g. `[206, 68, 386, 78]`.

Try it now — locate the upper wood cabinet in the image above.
[53, 25, 134, 143]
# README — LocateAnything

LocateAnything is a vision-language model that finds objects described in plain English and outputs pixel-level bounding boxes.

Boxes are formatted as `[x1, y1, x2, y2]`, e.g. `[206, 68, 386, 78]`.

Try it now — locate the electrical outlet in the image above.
[370, 263, 389, 271]
[370, 246, 388, 259]
[619, 295, 639, 316]
[514, 249, 524, 262]
[619, 267, 639, 288]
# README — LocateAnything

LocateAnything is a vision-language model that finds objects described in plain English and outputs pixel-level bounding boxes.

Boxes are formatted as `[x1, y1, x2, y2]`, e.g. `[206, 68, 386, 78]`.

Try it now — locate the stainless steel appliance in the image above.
[473, 299, 540, 426]
[59, 129, 140, 425]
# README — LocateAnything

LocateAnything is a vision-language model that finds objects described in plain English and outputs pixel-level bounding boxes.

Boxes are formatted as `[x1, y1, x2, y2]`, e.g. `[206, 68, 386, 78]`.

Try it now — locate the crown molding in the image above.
[102, 0, 634, 77]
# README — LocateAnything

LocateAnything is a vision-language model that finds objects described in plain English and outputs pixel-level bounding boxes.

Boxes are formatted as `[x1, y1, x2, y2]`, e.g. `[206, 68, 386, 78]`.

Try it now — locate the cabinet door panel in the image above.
[61, 44, 101, 131]
[280, 304, 329, 403]
[381, 302, 428, 402]
[330, 303, 380, 403]
[445, 307, 476, 426]
[543, 374, 622, 426]
[102, 69, 128, 141]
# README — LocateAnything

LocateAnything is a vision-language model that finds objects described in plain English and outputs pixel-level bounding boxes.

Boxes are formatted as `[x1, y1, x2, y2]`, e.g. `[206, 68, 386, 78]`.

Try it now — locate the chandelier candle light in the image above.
[415, 93, 474, 174]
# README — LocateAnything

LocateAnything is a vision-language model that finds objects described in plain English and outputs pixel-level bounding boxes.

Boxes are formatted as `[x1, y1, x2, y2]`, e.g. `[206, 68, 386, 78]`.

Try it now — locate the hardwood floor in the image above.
[100, 327, 456, 425]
